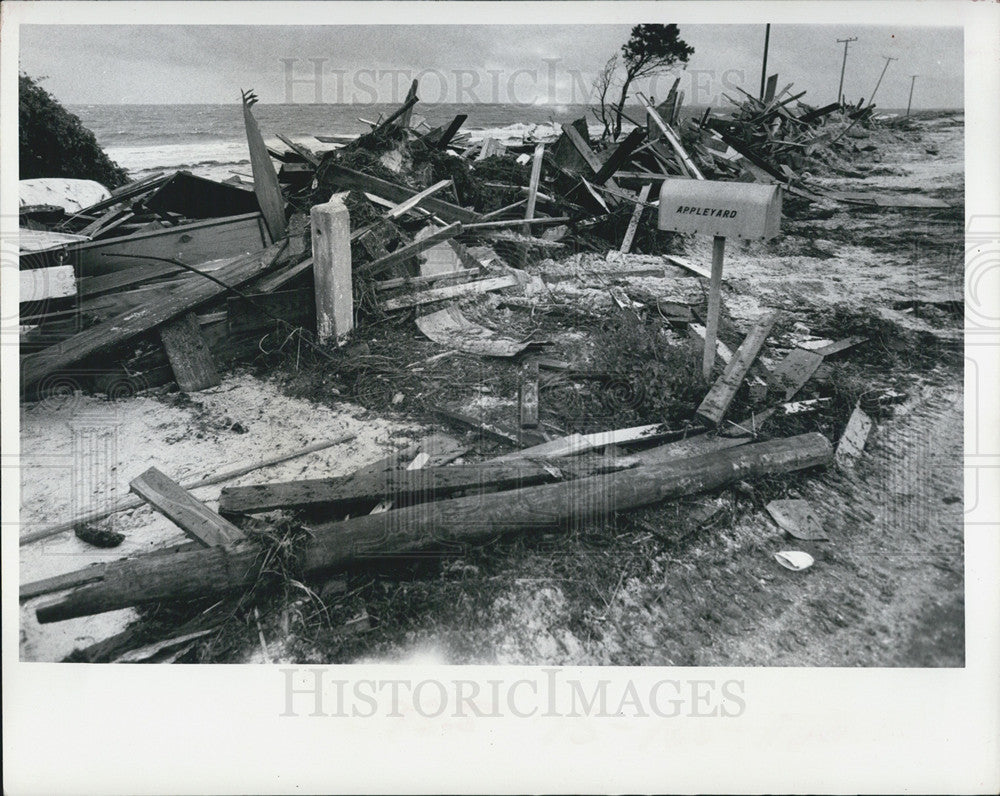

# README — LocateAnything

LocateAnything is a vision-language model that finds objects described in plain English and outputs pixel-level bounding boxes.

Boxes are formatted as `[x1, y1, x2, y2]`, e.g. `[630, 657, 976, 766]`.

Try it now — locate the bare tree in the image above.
[592, 53, 620, 142]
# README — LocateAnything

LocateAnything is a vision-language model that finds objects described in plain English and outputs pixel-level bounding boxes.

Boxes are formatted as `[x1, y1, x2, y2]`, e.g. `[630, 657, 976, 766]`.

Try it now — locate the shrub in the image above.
[19, 73, 129, 188]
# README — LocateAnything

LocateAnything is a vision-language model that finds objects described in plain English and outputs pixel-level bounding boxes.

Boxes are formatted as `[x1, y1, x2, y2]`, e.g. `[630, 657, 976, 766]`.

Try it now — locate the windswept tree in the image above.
[594, 24, 694, 141]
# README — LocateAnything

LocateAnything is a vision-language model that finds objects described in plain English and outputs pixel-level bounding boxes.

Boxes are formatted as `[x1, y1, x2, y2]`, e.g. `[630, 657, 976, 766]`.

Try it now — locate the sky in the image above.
[19, 23, 963, 110]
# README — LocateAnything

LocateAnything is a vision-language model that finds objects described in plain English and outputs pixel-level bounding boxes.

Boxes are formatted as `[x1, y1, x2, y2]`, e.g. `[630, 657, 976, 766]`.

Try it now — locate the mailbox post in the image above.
[658, 179, 782, 378]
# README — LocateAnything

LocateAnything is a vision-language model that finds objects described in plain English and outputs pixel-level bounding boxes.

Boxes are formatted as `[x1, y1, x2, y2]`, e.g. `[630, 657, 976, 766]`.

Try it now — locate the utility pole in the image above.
[868, 55, 897, 106]
[906, 75, 917, 116]
[836, 36, 858, 104]
[759, 24, 771, 99]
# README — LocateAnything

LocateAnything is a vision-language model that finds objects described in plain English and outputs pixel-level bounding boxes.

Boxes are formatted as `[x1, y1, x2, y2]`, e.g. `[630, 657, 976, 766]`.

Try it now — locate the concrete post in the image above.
[310, 193, 353, 343]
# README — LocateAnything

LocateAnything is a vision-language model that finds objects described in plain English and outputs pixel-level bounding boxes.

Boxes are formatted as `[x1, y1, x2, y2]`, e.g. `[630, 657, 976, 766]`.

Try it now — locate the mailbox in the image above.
[658, 179, 782, 240]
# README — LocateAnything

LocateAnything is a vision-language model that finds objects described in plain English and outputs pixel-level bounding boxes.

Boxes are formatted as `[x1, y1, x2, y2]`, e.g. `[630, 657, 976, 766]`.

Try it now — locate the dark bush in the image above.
[19, 73, 129, 188]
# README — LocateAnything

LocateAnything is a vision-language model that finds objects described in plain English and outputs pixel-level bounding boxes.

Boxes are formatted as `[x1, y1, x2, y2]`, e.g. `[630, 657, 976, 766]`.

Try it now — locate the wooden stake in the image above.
[619, 183, 652, 253]
[522, 143, 545, 236]
[703, 235, 727, 379]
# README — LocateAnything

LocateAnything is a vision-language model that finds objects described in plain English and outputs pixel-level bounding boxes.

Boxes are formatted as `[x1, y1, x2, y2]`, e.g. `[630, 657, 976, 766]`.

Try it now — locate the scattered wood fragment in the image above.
[664, 254, 712, 280]
[696, 312, 778, 425]
[130, 467, 245, 547]
[766, 499, 829, 541]
[771, 347, 824, 400]
[34, 433, 833, 623]
[835, 405, 873, 468]
[321, 164, 480, 224]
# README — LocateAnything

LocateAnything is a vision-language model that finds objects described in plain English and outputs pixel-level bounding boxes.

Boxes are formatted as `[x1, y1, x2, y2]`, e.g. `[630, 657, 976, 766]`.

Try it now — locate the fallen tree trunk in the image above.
[34, 433, 832, 624]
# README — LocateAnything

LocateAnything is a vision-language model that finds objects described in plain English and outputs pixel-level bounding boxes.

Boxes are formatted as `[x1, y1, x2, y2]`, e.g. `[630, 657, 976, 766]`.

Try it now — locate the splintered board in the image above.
[696, 312, 777, 425]
[159, 312, 220, 392]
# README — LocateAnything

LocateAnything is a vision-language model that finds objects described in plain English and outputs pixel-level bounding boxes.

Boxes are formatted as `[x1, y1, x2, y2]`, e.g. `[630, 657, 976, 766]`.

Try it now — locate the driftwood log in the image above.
[34, 432, 832, 624]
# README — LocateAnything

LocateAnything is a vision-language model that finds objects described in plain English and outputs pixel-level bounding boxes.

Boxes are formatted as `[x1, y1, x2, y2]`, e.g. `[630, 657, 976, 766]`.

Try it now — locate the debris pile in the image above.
[17, 74, 958, 662]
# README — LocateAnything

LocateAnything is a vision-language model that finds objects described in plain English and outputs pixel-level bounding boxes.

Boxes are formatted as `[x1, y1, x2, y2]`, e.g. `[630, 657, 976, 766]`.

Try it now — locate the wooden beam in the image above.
[696, 312, 778, 426]
[19, 265, 76, 302]
[310, 194, 353, 342]
[130, 467, 245, 547]
[619, 183, 652, 253]
[21, 242, 287, 389]
[375, 267, 478, 292]
[159, 312, 221, 392]
[523, 142, 545, 236]
[219, 461, 572, 515]
[464, 216, 569, 231]
[34, 433, 833, 623]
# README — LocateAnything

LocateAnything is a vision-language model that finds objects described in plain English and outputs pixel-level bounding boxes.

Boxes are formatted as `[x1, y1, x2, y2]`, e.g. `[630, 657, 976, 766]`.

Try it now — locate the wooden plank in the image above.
[619, 183, 652, 253]
[242, 90, 288, 240]
[35, 434, 833, 624]
[130, 467, 244, 547]
[381, 274, 519, 311]
[835, 406, 873, 469]
[464, 217, 569, 231]
[159, 312, 221, 392]
[522, 142, 545, 236]
[771, 347, 824, 400]
[696, 312, 778, 425]
[71, 212, 270, 277]
[19, 265, 76, 302]
[593, 127, 647, 185]
[78, 262, 185, 298]
[358, 222, 462, 278]
[21, 242, 286, 388]
[520, 360, 539, 428]
[397, 79, 419, 128]
[376, 268, 477, 292]
[322, 164, 480, 224]
[219, 461, 571, 515]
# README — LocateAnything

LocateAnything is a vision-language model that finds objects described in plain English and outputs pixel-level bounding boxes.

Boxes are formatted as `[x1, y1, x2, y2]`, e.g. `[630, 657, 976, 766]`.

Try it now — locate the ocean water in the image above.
[70, 102, 637, 182]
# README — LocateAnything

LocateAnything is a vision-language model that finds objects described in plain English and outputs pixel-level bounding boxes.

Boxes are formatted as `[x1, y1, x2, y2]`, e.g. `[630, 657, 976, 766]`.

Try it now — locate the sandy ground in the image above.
[19, 373, 419, 661]
[20, 112, 965, 665]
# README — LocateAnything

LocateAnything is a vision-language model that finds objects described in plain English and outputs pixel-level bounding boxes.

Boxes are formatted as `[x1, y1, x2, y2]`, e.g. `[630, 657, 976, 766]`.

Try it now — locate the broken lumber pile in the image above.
[31, 432, 832, 623]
